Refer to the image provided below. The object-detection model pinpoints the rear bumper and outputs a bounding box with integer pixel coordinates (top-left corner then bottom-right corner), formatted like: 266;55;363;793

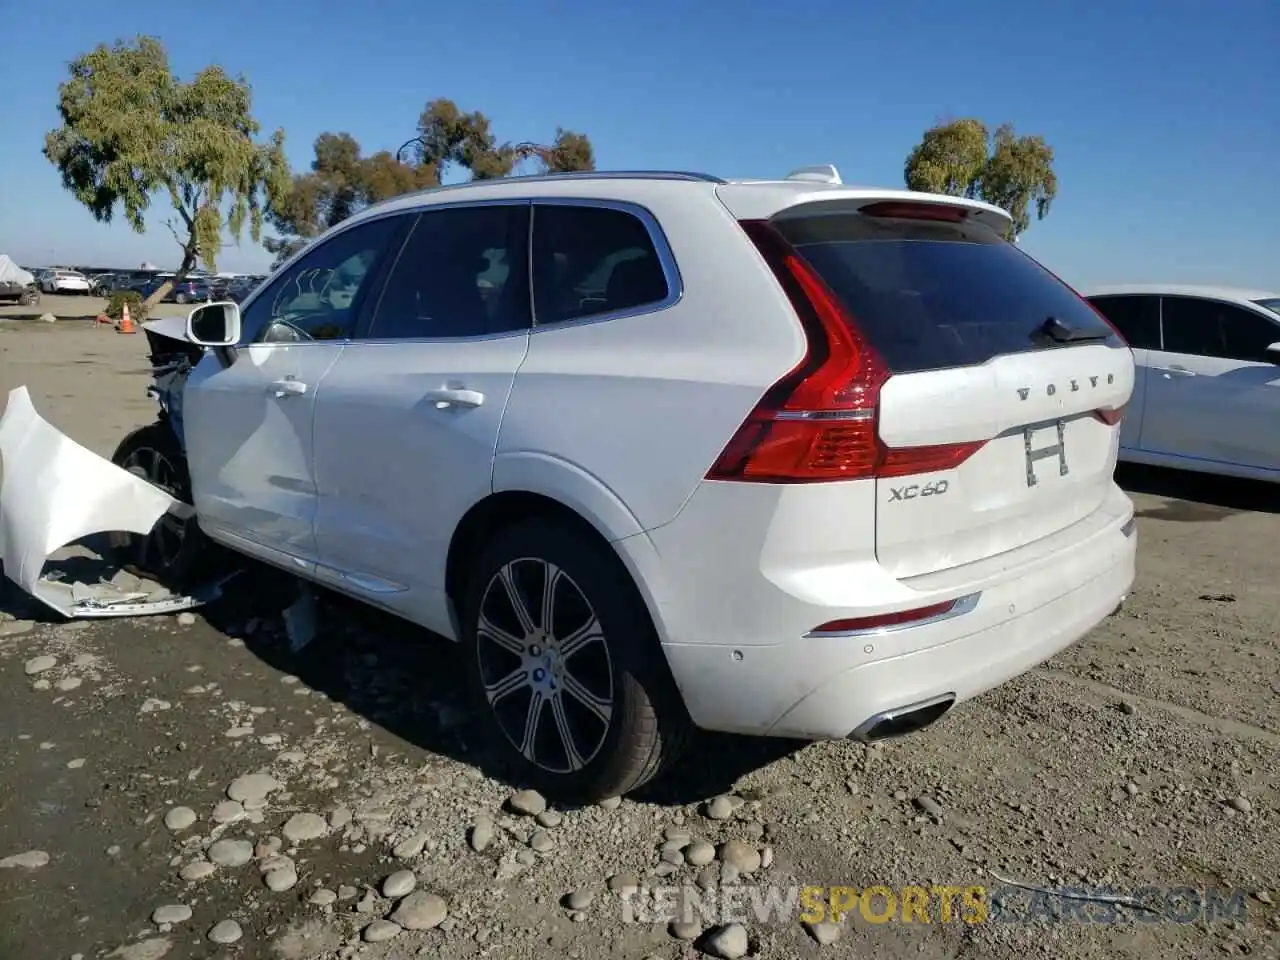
768;543;1132;739
637;480;1136;740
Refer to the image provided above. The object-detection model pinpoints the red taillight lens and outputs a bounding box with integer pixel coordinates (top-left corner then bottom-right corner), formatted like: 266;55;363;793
811;598;963;635
858;201;969;223
706;220;987;484
1094;406;1125;426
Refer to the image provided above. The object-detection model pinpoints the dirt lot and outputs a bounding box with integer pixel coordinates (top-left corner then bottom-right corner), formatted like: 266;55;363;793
1;319;1277;960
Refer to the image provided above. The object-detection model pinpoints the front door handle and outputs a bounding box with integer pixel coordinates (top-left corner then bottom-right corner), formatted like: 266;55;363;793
1153;365;1195;379
426;387;485;409
269;379;308;398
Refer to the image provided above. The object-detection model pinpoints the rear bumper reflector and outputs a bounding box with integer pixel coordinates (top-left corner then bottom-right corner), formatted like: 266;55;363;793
807;592;980;638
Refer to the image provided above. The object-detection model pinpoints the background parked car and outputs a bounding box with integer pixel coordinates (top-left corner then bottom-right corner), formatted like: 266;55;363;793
1087;284;1280;482
224;276;263;302
0;256;41;305
133;276;216;303
89;272;129;296
41;269;92;294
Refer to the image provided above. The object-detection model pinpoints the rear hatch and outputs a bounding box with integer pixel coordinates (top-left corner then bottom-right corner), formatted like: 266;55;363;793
762;197;1132;579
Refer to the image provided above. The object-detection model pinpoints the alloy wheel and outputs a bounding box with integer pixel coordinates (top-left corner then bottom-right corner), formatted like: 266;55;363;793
119;446;189;572
475;558;614;774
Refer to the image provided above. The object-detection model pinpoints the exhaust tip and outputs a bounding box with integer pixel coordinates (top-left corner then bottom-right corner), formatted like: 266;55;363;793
849;694;955;743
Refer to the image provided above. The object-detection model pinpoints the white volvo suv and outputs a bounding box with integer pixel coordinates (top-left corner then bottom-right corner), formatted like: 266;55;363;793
46;168;1143;799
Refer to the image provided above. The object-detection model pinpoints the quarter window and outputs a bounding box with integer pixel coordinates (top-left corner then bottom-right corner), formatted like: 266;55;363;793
242;215;402;344
531;204;669;326
367;204;531;339
1088;295;1160;350
1160;297;1280;362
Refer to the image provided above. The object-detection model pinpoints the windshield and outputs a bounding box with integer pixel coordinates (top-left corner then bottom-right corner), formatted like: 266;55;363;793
1253;298;1280;317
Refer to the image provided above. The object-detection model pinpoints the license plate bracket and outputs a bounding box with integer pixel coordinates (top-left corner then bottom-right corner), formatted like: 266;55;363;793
1024;420;1068;488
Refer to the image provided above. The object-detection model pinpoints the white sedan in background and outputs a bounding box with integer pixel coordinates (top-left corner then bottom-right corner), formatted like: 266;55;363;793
1086;284;1280;482
42;269;93;295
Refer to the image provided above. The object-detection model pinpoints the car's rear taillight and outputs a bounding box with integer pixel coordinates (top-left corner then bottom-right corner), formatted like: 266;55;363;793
1094;406;1125;426
705;220;986;484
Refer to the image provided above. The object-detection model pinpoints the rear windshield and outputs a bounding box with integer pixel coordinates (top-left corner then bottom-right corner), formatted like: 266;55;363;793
773;214;1119;374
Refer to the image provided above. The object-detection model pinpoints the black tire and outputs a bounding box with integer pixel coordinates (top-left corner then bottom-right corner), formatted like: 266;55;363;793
462;517;691;802
107;421;208;587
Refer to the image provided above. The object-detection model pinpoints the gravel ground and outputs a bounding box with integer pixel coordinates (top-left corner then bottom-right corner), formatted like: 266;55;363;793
1;320;1278;960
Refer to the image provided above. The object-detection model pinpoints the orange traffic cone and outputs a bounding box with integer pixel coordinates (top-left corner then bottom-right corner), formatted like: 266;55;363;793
116;302;136;334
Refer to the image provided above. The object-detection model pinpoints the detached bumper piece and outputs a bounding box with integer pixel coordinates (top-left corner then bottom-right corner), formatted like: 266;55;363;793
0;386;226;618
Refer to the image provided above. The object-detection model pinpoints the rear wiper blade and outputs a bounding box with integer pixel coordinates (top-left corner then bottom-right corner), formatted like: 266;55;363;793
1036;315;1110;344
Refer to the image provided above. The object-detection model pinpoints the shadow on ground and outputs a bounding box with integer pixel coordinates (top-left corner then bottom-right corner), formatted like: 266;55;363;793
1117;463;1279;520
0;313;101;323
198;563;803;808
2;538;801;804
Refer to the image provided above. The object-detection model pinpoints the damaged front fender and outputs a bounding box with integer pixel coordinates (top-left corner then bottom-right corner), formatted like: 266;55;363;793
0;386;224;618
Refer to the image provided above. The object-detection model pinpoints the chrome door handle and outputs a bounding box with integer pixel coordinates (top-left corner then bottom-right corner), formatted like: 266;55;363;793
426;387;485;409
269;379;308;398
1154;366;1194;378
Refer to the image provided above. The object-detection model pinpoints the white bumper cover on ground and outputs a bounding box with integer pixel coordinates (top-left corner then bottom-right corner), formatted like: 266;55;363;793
0;386;217;618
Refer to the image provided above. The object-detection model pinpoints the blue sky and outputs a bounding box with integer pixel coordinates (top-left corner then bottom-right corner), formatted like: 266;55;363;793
0;0;1275;288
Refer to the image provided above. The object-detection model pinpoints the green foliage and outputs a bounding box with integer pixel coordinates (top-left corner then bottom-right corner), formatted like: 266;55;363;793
106;288;143;320
904;118;1057;237
43;36;290;307
266;98;596;263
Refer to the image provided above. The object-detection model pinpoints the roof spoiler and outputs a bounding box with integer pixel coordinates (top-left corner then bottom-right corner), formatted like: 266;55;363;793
785;164;842;185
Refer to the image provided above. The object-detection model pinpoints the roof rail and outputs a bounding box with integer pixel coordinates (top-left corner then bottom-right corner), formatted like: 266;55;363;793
362;169;725;212
785;164;842;185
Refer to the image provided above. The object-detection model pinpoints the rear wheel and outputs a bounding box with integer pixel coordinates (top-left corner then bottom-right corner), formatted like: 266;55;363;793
462;517;690;802
108;422;207;587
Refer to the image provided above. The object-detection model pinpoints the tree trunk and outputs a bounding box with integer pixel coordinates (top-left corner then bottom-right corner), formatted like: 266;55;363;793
140;246;198;315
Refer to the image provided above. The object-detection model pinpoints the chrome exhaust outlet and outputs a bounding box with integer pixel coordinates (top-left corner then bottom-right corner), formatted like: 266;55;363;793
849;693;955;743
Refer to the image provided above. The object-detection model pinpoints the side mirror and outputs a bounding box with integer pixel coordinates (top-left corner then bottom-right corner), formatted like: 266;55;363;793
1264;342;1280;363
186;301;241;347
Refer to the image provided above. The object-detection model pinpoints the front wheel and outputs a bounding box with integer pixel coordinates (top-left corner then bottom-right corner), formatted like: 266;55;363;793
462;517;691;802
175;292;188;304
107;422;207;587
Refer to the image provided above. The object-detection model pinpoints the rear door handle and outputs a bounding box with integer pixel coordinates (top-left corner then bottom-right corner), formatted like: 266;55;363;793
426;387;485;409
1153;365;1195;378
269;379;308;398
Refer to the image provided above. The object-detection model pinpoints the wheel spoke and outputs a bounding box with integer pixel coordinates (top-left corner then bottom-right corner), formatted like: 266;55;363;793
484;667;531;705
558;615;603;659
477;612;527;656
549;692;585;771
561;671;611;725
498;564;537;635
540;562;562;632
518;689;547;757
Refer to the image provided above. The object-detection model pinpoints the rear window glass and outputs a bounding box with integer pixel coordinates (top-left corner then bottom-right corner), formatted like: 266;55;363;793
772;215;1118;373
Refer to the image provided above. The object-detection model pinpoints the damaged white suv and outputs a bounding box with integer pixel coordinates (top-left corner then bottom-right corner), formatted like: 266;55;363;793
0;167;1138;800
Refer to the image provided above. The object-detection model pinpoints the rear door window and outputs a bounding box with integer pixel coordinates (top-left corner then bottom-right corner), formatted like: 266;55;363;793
1161;296;1280;363
1088;294;1161;350
772;214;1119;373
531;204;671;326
